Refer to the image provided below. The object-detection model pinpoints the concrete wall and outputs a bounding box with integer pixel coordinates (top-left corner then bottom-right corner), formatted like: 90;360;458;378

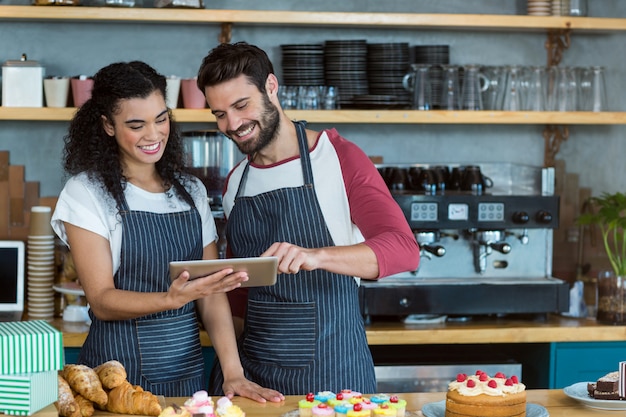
0;0;624;197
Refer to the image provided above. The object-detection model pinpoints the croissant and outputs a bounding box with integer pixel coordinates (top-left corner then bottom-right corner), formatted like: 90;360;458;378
55;374;81;417
62;364;108;408
74;393;95;417
105;380;162;416
94;360;127;389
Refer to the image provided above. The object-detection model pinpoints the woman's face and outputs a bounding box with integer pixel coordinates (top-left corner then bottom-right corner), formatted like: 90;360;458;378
102;90;170;172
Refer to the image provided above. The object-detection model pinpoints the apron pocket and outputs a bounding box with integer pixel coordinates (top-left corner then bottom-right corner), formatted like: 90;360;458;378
243;299;317;368
136;314;204;384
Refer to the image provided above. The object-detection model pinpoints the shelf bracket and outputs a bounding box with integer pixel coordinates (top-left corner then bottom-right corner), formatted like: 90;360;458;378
543;125;569;167
545;26;571;67
219;22;233;44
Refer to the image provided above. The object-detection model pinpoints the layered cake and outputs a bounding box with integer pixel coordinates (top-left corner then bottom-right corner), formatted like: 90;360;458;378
587;371;624;400
445;371;526;417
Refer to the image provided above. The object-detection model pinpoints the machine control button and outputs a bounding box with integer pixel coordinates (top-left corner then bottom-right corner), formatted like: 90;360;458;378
411;202;438;221
399;298;410;308
477;202;504;221
512;211;530;224
535;211;553;224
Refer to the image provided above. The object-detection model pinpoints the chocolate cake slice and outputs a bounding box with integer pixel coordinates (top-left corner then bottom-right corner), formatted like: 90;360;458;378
597;371;620;392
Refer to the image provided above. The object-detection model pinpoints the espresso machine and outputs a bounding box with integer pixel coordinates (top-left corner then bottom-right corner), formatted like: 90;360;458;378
359;162;569;321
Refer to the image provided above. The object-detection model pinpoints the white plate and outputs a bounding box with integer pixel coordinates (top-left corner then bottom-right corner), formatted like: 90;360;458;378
422;400;548;417
564;381;626;410
53;282;86;296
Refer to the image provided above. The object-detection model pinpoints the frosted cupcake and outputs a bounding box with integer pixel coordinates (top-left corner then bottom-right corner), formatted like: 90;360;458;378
372;404;396;417
338;390;362;401
369;394;390;405
385;396;406;417
312;403;334;417
334;402;352;417
300;393;321;417
315;391;336;404
356;399;378;417
184;391;215;416
346;403;369;417
216;397;245;417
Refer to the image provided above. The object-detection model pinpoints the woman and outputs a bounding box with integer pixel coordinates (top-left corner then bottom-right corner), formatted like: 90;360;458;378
51;61;283;402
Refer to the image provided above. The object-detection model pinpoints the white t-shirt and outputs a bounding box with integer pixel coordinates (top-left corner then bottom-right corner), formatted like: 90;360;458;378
52;172;218;275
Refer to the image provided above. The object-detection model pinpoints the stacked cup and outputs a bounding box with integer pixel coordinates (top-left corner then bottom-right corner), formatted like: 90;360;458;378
27;206;56;320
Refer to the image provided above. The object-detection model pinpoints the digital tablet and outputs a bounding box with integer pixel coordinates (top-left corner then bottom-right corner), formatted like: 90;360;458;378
169;257;278;287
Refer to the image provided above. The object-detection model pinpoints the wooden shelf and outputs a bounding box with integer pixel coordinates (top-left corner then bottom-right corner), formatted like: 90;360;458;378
1;5;626;31
2;107;626;125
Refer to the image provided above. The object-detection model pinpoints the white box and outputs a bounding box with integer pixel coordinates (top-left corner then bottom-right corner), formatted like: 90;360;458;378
2;56;44;107
0;370;58;416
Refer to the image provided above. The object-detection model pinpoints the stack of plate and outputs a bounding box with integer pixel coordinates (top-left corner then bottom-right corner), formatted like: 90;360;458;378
280;44;325;86
412;45;450;110
527;0;552;16
27;234;56;320
324;40;369;108
358;42;411;109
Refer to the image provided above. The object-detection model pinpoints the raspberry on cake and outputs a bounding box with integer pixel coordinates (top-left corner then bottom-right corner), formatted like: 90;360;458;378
312;403;335;417
445;370;526;417
385;396;406;417
346;403;370;417
372;403;396;417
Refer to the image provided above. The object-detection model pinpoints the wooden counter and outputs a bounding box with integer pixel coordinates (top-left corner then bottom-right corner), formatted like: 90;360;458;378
32;389;615;417
53;314;626;348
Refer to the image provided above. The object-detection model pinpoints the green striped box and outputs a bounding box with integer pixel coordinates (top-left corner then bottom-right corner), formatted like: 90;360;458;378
0;321;63;375
0;370;58;416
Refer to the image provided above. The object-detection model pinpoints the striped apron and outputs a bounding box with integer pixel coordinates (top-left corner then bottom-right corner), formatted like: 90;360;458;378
78;185;205;396
210;121;376;395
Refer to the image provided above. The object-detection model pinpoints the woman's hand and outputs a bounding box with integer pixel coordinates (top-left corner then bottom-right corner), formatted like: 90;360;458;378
221;375;285;403
168;268;249;309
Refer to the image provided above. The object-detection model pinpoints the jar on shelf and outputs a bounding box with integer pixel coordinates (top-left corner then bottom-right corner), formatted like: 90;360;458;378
596;270;626;324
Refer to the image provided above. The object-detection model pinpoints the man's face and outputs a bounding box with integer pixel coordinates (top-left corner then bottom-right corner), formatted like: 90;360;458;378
204;75;280;155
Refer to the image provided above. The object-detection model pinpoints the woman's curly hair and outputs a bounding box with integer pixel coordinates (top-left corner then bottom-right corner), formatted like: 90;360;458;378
63;61;192;210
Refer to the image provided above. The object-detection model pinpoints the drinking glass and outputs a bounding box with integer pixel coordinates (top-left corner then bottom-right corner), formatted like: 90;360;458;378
461;65;484;111
525;66;548;111
587;66;608;112
440;65;461;110
501;65;523;111
550;66;577;111
481;66;506;110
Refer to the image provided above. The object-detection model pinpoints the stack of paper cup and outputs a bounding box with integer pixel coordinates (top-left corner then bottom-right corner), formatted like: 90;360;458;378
27;206;56;320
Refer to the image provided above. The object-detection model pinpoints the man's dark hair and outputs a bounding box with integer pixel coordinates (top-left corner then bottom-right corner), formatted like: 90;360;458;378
197;42;275;94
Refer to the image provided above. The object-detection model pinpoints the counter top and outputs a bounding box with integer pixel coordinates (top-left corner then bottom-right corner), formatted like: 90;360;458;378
52;314;626;348
32;389;614;417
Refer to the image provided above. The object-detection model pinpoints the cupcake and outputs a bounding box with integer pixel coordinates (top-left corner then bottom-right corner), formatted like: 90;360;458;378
386;396;406;417
215;397;245;417
338;390;362;401
372;404;396;417
356;399;378;417
369;394;390;405
300;393;321;417
184;391;215;416
334;402;352;417
312;403;335;417
315;391;336;404
346;403;369;417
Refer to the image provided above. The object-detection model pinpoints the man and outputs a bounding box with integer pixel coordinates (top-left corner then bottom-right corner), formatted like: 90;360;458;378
197;42;420;395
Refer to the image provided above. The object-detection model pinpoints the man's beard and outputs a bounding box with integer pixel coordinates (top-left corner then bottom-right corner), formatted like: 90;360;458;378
229;95;280;156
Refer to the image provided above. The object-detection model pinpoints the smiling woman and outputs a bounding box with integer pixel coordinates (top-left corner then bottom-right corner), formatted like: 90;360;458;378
48;61;283;402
